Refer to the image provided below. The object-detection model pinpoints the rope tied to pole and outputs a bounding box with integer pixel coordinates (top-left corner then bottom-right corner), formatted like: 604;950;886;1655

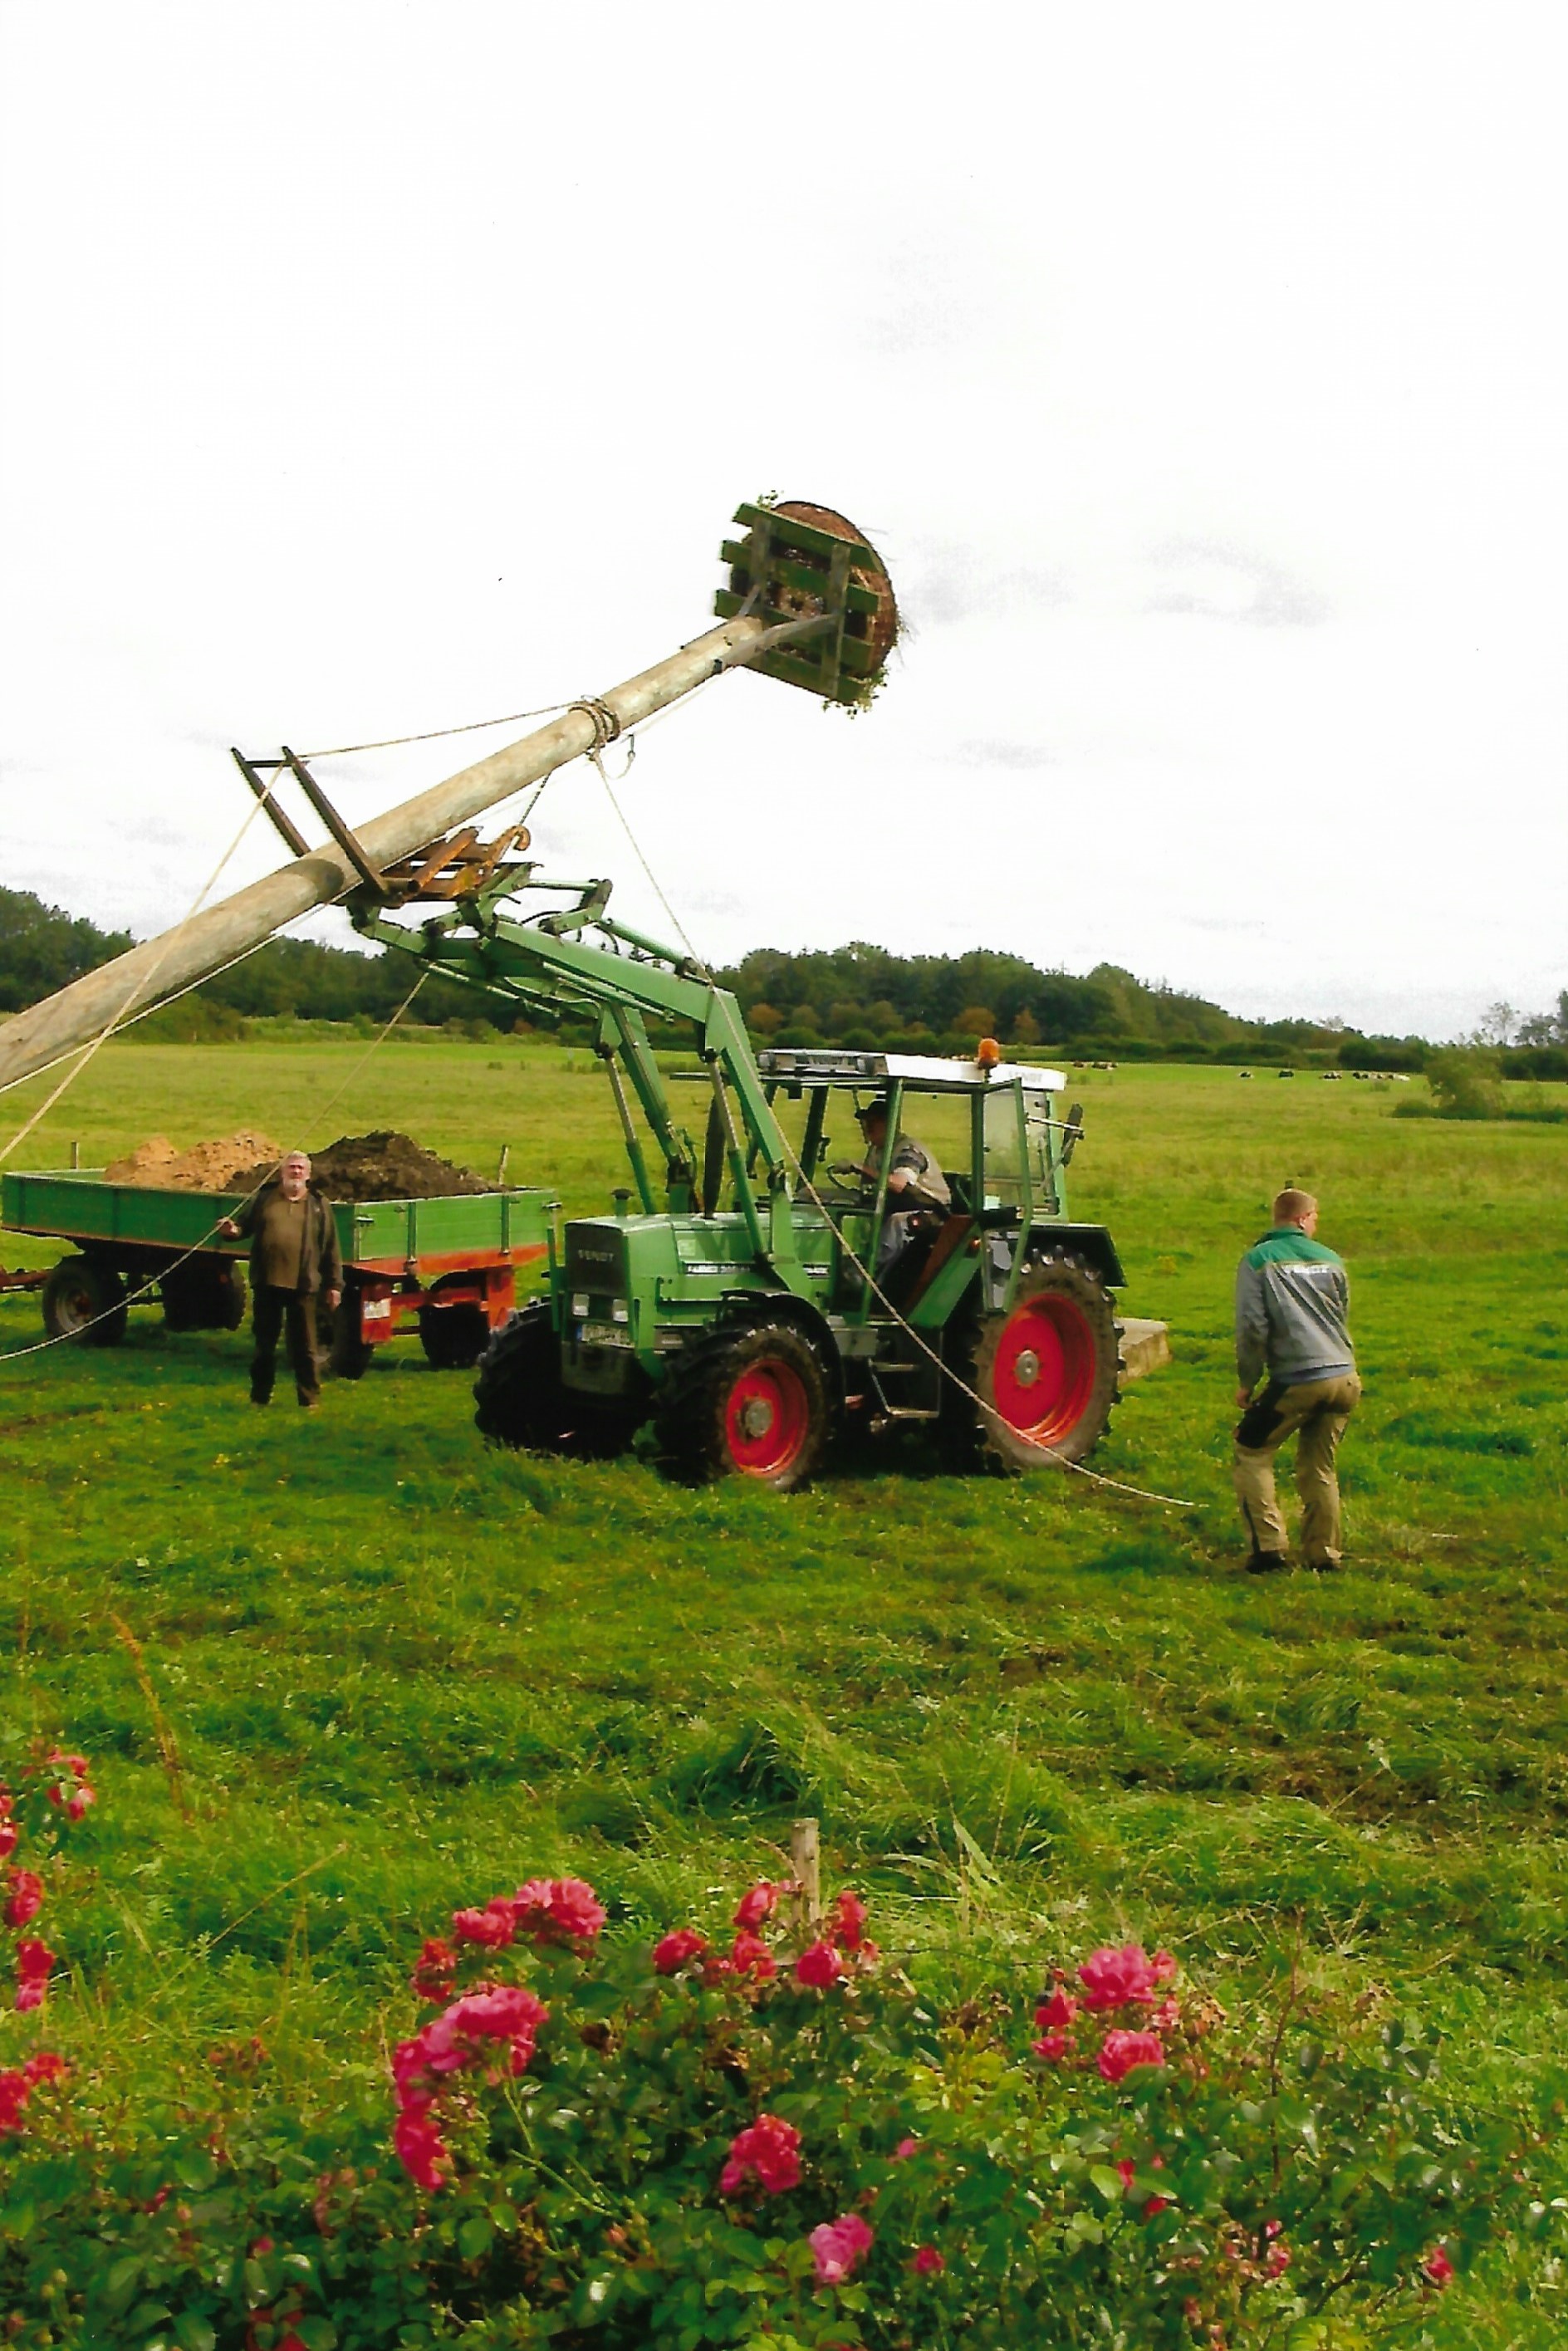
567;697;623;752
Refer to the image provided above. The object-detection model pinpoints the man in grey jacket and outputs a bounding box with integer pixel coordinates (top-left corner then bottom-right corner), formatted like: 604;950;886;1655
1233;1187;1360;1573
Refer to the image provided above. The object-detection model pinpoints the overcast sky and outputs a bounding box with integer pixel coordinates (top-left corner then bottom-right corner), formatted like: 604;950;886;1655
2;2;1563;1039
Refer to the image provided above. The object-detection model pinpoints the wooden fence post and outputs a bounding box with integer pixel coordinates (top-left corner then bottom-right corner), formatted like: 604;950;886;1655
791;1817;822;1937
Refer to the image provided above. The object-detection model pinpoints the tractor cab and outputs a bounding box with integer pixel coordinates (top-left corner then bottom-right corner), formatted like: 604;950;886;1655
754;1046;1086;1318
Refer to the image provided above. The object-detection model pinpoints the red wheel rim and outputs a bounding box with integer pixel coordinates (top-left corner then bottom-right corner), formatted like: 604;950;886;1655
991;1295;1096;1447
724;1356;811;1477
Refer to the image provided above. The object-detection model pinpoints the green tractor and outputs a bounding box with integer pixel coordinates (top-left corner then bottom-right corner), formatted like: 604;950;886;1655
355;869;1127;1491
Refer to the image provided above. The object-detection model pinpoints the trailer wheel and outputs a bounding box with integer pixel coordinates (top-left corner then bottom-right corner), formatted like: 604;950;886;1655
329;1284;375;1380
162;1258;247;1333
942;1252;1120;1475
655;1320;831;1492
419;1280;489;1369
42;1255;128;1348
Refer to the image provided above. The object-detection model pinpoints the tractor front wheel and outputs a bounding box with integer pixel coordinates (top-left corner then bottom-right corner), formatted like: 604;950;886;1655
473;1301;635;1455
656;1321;831;1491
943;1253;1120;1474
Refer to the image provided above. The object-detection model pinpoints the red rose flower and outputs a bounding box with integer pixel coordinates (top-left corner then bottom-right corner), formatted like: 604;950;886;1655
1031;2030;1072;2061
652;1927;707;1975
1097;2028;1164;2083
1423;2246;1455;2288
720;2113;802;2197
729;1929;777;1980
733;1879;782;1931
394;2099;449;2192
833;1890;868;1949
912;2245;945;2275
3;1869;43;1928
1035;1986;1078;2031
14;1938;53;2011
795;1938;845;1988
410;1937;457;2003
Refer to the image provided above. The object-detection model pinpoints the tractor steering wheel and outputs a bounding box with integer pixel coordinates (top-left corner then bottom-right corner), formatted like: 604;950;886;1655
826;1160;873;1188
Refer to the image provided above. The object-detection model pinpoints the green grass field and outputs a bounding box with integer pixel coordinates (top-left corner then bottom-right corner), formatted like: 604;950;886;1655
2;1040;1566;2341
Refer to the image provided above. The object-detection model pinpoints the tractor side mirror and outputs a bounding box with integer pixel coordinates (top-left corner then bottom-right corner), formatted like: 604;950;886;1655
1060;1101;1085;1164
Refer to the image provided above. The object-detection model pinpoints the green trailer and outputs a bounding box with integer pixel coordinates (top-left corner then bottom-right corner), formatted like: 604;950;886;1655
0;1168;555;1374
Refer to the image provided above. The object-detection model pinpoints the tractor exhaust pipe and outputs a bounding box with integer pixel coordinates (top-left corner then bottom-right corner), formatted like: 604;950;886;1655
0;502;895;1096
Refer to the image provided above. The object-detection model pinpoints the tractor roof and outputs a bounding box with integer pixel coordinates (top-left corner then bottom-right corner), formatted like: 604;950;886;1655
756;1047;1065;1094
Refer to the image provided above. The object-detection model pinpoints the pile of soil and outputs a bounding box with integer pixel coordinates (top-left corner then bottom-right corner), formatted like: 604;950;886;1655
231;1131;491;1203
105;1130;282;1189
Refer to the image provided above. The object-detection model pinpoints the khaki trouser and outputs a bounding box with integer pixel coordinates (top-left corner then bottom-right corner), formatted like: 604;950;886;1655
1233;1373;1361;1565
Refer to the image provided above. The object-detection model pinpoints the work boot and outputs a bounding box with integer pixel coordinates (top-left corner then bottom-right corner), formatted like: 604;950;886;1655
1304;1555;1342;1573
1244;1550;1290;1575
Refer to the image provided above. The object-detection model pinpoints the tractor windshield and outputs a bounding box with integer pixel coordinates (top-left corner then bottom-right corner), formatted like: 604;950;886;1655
982;1085;1057;1213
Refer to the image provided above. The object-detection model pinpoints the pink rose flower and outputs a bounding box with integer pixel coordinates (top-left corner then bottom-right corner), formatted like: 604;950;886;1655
912;2245;944;2275
3;1869;43;1928
512;1876;606;1945
1079;1944;1164;2011
720;2113;802;2197
734;1879;782;1931
1097;2028;1164;2083
892;2136;919;2160
652;1927;707;1975
1031;2031;1071;2062
834;1890;868;1949
394;2099;449;2192
796;1938;845;1988
1423;2246;1455;2288
452;1900;517;1949
0;1820;16;1862
1035;1986;1078;2030
810;2212;875;2285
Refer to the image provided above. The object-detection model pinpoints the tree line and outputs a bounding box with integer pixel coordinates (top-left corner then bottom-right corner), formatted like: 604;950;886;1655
3;887;1565;1075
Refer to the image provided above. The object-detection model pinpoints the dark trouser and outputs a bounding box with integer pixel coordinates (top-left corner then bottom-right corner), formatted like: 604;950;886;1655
251;1285;321;1405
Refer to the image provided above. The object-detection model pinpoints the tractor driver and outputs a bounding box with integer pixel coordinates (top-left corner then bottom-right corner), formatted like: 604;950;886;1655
854;1096;951;1277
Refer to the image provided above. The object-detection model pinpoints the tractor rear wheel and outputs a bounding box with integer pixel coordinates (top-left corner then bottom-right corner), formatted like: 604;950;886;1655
942;1252;1120;1475
655;1320;831;1491
42;1255;127;1347
473;1301;635;1455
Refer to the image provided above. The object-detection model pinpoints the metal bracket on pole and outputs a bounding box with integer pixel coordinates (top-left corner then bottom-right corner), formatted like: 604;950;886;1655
279;747;385;894
231;748;311;860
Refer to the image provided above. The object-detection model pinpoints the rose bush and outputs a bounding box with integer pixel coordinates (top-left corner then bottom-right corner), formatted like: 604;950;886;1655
1;1792;1562;2348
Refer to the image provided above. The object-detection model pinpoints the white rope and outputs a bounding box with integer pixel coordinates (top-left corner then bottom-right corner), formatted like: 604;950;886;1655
299;703;572;761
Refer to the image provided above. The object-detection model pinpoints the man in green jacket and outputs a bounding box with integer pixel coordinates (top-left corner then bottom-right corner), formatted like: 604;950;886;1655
218;1151;344;1408
1233;1188;1360;1573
